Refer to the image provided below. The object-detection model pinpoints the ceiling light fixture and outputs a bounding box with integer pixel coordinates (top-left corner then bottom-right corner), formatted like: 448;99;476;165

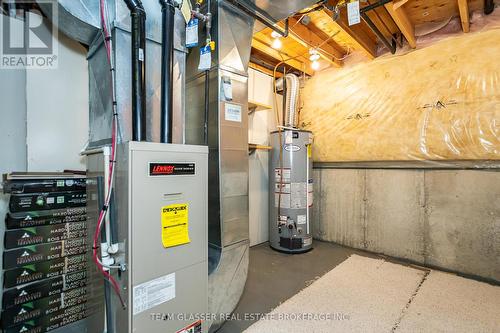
309;48;320;62
309;53;320;61
270;31;283;49
311;60;320;71
271;38;282;49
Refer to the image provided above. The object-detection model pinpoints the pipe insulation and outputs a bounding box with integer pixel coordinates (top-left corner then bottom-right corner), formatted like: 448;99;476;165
277;74;300;128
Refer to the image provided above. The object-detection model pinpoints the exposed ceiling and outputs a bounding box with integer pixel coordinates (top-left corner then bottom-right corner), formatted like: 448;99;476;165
249;0;499;76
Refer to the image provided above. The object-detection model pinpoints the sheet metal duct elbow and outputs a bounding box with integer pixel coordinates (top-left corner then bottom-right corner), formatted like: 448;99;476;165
35;0;101;46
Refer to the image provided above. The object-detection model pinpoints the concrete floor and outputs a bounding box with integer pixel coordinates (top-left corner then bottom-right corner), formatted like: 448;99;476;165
217;240;373;333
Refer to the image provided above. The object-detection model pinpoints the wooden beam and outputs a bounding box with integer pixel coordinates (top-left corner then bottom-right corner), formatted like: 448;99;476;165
251;38;313;76
393;0;410;10
457;0;470;33
363;2;394;40
322;8;377;59
278;18;344;67
385;1;416;48
306;23;347;55
249;62;282;78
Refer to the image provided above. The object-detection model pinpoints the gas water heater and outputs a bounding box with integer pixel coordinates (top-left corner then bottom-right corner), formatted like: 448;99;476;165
269;74;314;253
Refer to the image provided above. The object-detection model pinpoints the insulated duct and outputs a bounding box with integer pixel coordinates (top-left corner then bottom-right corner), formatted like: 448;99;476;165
276;74;300;128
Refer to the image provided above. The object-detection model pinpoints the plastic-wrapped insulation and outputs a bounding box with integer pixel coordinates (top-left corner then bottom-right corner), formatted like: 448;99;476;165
276;74;300;128
301;27;500;163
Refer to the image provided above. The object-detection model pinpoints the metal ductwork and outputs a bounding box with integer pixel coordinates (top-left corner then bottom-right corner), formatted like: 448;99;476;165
49;0;188;146
250;0;319;33
36;1;320;331
185;1;317;330
36;0;101;45
186;3;254;329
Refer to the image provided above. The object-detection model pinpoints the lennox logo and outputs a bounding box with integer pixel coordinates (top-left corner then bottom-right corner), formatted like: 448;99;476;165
1;1;58;69
152;165;175;175
149;163;196;176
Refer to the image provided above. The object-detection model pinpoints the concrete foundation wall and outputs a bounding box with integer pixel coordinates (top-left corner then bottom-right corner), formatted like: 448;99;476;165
312;168;500;282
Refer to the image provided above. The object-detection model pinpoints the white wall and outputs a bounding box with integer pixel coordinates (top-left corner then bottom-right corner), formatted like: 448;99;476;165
0;16;88;294
247;68;281;246
0;17;27;176
0;15;28;284
26;21;89;171
0;14;89;278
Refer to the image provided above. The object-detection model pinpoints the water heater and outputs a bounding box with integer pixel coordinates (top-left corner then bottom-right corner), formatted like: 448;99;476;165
269;129;313;253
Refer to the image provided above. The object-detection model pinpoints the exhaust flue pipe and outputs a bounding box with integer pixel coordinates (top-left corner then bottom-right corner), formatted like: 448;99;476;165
484;0;494;14
159;0;175;143
276;74;300;128
123;0;147;141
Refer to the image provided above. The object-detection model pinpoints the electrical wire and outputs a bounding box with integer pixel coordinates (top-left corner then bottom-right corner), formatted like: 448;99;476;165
93;0;126;309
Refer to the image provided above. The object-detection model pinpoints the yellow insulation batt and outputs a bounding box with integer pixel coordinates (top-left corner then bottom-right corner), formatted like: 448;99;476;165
301;29;500;162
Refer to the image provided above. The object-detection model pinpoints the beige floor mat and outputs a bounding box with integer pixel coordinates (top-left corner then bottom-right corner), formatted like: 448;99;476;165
244;255;500;333
244;255;426;333
396;271;500;332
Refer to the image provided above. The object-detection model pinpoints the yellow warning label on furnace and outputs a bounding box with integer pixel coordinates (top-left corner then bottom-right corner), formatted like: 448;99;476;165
161;203;190;248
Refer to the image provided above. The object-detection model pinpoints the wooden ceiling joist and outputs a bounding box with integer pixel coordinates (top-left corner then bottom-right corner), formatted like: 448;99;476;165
249;48;289;77
457;0;471;33
393;0;411;10
364;0;400;39
250;0;484;75
251;37;314;76
321;8;378;59
279;18;344;68
249;62;281;77
305;23;346;55
385;1;416;48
